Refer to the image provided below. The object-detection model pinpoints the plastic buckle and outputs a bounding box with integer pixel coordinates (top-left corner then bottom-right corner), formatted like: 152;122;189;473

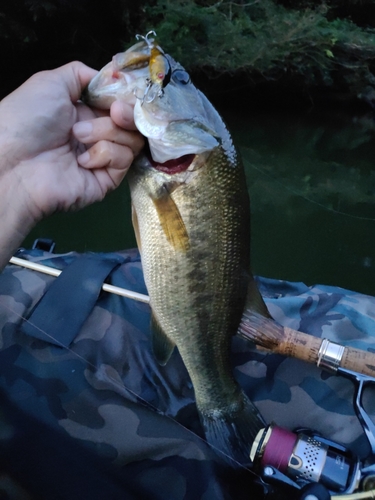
31;238;56;253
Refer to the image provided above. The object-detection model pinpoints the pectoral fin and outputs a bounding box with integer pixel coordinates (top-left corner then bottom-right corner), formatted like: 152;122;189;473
152;186;190;253
151;313;175;366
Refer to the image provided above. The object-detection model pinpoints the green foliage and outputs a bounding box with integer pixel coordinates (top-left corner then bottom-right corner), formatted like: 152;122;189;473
1;0;375;100
142;0;375;92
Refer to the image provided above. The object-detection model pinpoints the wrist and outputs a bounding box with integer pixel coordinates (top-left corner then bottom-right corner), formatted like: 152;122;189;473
0;170;38;270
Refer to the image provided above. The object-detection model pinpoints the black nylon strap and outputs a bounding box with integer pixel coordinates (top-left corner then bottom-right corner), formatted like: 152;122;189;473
21;253;126;347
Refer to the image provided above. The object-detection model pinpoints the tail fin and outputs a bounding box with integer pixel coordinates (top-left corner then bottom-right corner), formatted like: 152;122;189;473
199;394;265;467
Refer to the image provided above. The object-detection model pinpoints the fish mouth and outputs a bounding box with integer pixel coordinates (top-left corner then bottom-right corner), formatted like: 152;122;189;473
147;152;195;174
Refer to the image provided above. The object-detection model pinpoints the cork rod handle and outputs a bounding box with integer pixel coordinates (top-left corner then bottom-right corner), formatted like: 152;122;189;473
238;311;375;378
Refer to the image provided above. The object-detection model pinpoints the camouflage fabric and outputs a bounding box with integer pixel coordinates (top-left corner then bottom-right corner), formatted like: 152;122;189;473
0;247;374;498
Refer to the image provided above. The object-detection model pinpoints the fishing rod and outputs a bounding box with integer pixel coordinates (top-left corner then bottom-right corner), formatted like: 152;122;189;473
9;255;375;377
239;309;375;378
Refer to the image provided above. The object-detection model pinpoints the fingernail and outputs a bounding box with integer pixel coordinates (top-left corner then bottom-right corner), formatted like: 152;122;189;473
73;121;93;139
78;151;90;166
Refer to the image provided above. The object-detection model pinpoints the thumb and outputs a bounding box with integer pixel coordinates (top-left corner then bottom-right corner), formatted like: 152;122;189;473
55;61;98;103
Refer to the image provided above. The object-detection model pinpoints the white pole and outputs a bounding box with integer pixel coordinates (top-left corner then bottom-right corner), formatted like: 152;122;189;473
9;256;150;304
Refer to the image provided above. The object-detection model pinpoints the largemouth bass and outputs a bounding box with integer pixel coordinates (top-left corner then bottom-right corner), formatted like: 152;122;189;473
84;33;269;464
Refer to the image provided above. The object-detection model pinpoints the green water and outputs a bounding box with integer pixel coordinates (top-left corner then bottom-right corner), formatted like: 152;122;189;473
23;107;375;296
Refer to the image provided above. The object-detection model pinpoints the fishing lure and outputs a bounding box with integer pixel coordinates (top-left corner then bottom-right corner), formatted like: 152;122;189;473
135;31;171;104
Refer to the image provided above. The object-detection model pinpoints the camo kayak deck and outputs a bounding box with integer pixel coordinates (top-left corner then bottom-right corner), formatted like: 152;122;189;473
0;248;373;498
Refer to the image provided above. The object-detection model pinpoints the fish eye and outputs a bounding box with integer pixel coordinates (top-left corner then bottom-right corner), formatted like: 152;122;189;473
172;69;191;85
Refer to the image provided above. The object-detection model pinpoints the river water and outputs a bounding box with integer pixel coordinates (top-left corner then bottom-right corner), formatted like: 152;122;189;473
23;106;375;297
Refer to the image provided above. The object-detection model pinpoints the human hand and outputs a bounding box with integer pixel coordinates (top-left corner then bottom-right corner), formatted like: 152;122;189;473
0;61;144;269
0;61;144;220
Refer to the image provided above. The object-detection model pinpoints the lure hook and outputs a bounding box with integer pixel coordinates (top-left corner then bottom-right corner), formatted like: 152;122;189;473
135;31;157;48
133;80;164;106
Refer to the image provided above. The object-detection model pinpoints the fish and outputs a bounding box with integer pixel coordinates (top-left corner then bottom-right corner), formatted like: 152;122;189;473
83;32;270;465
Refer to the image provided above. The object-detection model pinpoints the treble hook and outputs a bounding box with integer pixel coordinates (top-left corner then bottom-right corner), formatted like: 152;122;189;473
135;31;157;48
133;79;164;106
